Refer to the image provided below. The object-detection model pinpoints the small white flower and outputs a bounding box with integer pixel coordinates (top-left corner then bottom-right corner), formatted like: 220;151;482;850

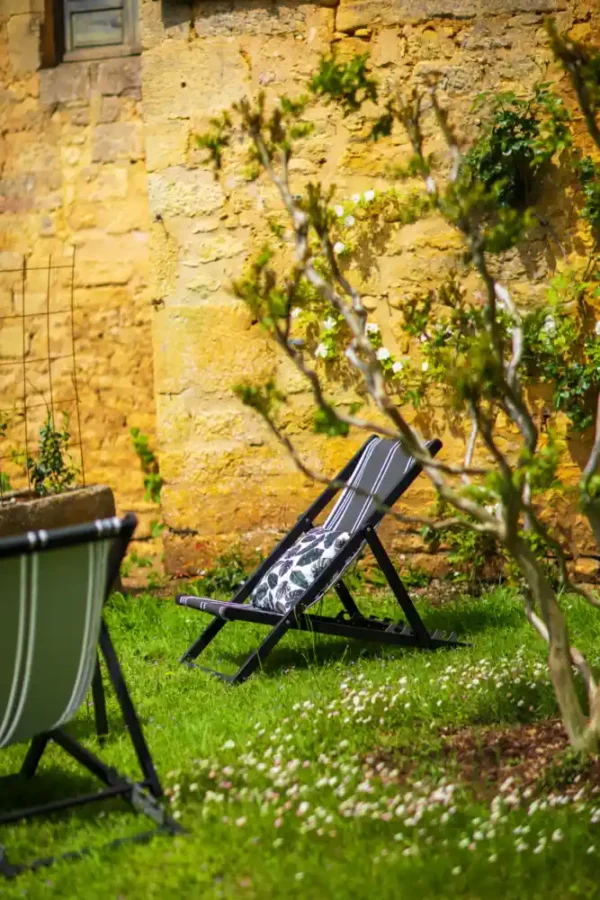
334;205;344;218
420;333;429;343
291;307;301;319
392;360;404;374
222;739;235;750
323;316;336;331
551;828;564;842
344;215;356;228
364;189;376;202
365;322;379;335
421;361;429;372
425;175;436;194
352;193;361;203
595;321;600;336
542;315;556;337
297;801;310;816
376;347;391;361
334;241;346;255
315;342;328;359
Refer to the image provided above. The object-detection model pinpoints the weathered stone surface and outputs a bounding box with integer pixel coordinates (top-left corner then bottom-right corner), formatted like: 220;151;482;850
7;13;40;75
39;63;91;105
91;122;145;162
147;167;225;218
337;0;568;31
96;57;142;97
0;485;116;537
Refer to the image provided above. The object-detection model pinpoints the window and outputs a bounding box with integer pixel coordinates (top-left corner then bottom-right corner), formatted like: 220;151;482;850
42;0;139;64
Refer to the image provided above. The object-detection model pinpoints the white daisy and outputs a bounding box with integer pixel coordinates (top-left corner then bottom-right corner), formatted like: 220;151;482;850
365;322;379;334
392;360;403;373
315;342;328;359
334;205;344;218
376;347;391;361
323;316;336;331
364;189;376;202
352;193;361;203
422;361;429;372
333;241;345;255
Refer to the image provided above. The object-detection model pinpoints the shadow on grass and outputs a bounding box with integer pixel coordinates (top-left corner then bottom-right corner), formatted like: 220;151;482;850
0;766;120;820
207;598;522;677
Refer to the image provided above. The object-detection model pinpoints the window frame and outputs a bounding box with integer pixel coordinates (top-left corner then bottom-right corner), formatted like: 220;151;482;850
44;0;140;66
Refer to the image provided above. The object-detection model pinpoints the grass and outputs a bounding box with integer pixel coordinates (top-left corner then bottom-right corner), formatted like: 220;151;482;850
2;585;600;899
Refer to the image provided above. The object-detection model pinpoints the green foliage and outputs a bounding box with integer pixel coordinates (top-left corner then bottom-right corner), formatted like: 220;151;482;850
0;414;10;495
191;548;255;598
195;111;232;170
130;428;163;504
522;271;600;431
576;156;600;230
400;562;432;589
23;412;79;497
309;53;378;114
234;381;285;419
465;83;571;210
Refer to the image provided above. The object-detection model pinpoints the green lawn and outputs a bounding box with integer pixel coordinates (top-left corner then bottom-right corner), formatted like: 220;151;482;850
2;586;600;899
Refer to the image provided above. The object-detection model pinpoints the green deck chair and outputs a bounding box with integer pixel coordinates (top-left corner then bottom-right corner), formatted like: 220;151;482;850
0;514;180;878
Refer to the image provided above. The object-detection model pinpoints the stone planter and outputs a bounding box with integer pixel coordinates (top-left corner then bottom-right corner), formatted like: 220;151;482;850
0;484;118;538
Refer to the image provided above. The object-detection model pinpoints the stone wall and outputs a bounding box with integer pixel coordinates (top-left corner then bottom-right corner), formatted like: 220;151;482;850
141;0;599;576
0;2;157;533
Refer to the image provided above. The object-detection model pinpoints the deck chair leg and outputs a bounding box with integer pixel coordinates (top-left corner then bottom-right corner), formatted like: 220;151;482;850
365;527;431;647
230;617;291;686
20;736;49;779
179;617;227;665
335;580;361;618
92;655;109;742
98;620;162;798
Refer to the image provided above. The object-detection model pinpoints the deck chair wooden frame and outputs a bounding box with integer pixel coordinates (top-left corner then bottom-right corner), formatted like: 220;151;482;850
0;514;181;879
177;437;466;685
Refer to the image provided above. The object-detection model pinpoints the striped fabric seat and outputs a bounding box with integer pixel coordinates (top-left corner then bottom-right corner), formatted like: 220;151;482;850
176;434;465;686
0;514;179;879
0;526;115;749
324;438;437;534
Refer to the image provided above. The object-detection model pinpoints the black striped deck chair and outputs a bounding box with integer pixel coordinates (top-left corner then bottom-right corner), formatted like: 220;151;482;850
0;514;180;879
177;436;465;685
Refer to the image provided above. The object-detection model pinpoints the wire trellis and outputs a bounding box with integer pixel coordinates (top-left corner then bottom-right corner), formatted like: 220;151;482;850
0;252;86;503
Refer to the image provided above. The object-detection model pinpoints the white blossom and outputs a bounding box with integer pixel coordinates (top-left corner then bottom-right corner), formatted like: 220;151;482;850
323;317;336;331
392;360;404;374
595;321;600;336
365;322;379;335
315;342;328;359
420;333;429;343
352;193;361;203
222;739;235;750
542;315;556;337
376;347;391;361
291;307;301;319
334;241;346;255
334;205;344;218
421;361;429;372
364;189;376;202
344;215;356;228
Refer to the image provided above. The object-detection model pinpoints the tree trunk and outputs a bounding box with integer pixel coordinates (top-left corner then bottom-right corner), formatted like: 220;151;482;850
511;537;596;753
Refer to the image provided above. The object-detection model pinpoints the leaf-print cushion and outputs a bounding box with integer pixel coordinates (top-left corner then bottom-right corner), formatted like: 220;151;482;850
250;527;351;614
